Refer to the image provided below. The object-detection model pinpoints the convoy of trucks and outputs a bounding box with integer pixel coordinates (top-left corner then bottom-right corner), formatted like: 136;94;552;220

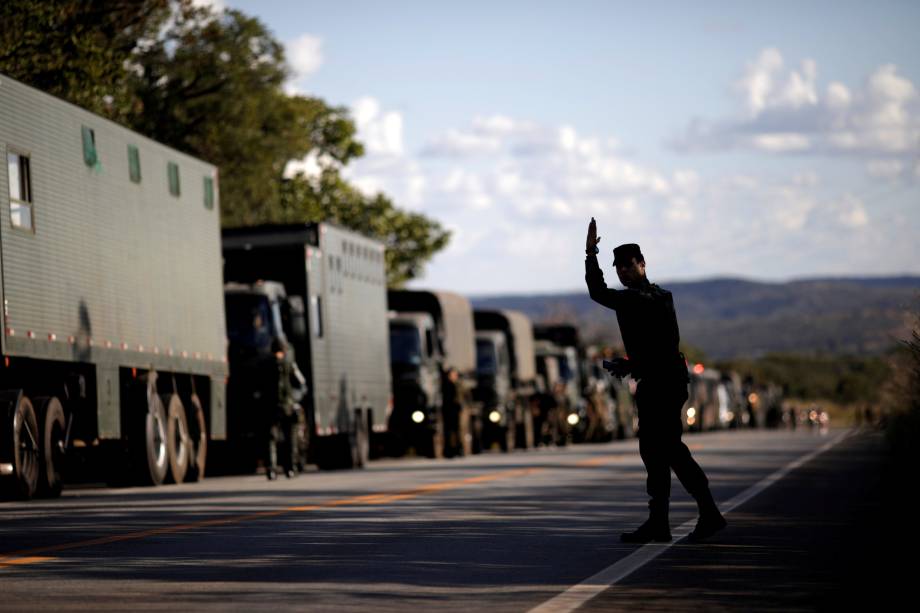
0;72;784;500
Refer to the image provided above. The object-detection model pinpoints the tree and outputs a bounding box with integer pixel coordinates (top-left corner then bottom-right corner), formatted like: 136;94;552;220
123;6;366;226
0;0;449;285
280;171;450;287
0;0;172;120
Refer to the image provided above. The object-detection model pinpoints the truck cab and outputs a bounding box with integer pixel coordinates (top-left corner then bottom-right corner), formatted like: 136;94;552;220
388;312;443;456
223;281;307;470
474;331;512;429
472;309;536;452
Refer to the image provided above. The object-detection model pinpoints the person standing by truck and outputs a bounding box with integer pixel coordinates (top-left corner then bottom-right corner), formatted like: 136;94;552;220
584;217;726;543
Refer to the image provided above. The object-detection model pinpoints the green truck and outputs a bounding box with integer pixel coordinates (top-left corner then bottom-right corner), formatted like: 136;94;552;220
0;74;227;498
386;290;478;458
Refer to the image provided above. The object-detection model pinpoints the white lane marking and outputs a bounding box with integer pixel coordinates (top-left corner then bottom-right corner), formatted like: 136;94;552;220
528;430;854;613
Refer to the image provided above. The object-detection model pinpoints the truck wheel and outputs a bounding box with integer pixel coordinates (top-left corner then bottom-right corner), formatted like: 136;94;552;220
34;397;65;498
184;394;207;482
131;382;169;486
163;394;190;484
1;394;40;500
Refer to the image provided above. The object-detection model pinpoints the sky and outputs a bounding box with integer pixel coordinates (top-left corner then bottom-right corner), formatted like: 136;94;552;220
212;0;919;295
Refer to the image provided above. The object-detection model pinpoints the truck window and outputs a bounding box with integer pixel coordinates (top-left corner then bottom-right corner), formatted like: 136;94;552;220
499;343;510;371
425;328;435;358
81;126;97;167
128;145;141;183
558;355;573;381
203;176;214;209
167;162;180;197
476;339;498;375
390;324;422;366
225;294;274;352
7;151;33;231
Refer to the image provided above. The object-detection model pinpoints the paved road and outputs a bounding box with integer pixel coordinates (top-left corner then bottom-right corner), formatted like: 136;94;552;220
0;428;896;611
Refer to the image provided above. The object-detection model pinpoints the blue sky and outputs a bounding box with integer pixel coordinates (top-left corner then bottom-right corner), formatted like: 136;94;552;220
216;0;920;294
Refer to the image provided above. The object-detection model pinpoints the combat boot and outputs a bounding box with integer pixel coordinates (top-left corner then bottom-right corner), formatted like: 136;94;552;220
621;499;671;543
687;489;727;542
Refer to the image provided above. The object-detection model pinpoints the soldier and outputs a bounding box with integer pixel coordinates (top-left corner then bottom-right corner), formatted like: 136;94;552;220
585;217;726;543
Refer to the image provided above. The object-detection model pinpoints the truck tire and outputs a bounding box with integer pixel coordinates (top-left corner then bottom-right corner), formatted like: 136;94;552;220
163;393;190;484
1;394;40;500
34;396;65;498
184;394;207;482
131;381;169;486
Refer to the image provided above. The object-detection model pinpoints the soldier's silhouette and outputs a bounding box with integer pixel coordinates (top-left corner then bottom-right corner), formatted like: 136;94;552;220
584;217;726;543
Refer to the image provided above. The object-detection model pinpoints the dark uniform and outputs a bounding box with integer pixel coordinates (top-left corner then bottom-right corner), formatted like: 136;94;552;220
585;246;724;542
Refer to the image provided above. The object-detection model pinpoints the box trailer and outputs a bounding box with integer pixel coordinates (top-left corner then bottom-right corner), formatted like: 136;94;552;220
0;74;227;498
222;223;390;469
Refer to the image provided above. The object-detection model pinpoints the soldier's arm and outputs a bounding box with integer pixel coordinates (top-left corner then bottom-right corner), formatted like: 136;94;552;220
585;254;620;309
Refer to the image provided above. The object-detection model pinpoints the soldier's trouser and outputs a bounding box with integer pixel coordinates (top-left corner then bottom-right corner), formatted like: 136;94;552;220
636;381;710;505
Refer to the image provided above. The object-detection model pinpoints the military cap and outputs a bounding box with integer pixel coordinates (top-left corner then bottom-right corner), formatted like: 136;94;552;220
613;243;644;265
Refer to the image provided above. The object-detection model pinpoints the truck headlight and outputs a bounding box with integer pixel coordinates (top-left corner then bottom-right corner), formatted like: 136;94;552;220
411;410;425;424
687;407;696;419
567;413;580;426
488;410;501;423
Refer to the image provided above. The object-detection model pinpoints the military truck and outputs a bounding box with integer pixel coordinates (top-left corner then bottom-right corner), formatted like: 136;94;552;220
222;223;390;470
222;280;308;477
473;309;536;451
683;365;734;432
387;290;477;458
0;74;227;498
533;324;593;442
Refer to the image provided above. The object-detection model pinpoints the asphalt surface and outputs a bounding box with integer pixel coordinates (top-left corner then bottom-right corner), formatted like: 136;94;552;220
0;427;898;611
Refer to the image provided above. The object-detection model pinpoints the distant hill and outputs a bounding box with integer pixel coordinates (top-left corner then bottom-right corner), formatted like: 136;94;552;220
471;276;920;359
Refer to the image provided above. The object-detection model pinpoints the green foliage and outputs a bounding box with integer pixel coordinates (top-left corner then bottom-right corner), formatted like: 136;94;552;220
0;0;172;120
121;6;365;227
0;0;448;285
715;352;891;405
280;171;450;287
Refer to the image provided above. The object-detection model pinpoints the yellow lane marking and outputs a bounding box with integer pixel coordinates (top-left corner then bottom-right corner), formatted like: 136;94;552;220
574;455;636;467
0;556;55;569
0;466;544;569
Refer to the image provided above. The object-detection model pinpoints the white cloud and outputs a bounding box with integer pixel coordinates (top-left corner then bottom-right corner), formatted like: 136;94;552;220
866;159;904;181
751;133;811;153
423;129;502;156
191;0;226;12
831;194;869;228
351;97;404;156
283;151;322;179
284;34;323;93
674;50;920;159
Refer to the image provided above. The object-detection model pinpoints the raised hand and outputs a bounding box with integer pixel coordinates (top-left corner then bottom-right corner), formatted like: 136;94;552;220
586;217;601;253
